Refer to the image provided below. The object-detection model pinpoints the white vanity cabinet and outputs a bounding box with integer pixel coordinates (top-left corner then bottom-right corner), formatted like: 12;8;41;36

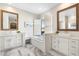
16;34;22;46
52;37;69;55
52;35;79;56
0;33;22;51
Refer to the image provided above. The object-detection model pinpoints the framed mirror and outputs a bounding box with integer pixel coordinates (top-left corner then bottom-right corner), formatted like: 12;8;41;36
57;4;78;31
1;10;18;30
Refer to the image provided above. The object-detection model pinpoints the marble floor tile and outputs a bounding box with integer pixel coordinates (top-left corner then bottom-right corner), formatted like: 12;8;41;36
0;44;52;56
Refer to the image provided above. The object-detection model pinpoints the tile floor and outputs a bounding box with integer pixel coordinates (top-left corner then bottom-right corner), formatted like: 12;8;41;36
0;44;52;56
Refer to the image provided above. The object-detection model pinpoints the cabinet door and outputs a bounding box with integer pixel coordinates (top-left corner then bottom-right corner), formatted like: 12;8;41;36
10;36;17;48
58;38;69;55
52;37;59;51
0;37;4;51
4;37;12;49
4;36;17;49
16;34;22;46
45;34;52;52
16;38;22;46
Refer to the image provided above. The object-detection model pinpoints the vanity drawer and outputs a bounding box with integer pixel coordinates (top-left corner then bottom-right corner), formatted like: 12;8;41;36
69;39;79;56
69;45;78;51
69;45;78;49
69;39;78;45
69;46;79;55
69;52;78;56
69;49;79;56
69;39;79;48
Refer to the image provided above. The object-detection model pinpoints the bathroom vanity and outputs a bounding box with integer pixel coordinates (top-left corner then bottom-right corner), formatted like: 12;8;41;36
51;3;79;56
0;32;22;51
0;10;22;51
52;33;79;56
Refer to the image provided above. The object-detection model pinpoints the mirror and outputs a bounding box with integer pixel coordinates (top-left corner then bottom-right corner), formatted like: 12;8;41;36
57;4;78;31
1;10;18;30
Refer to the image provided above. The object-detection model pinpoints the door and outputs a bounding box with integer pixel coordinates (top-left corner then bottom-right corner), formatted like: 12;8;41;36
52;37;59;51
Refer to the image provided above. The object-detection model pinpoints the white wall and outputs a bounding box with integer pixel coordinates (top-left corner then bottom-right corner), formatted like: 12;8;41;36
0;3;35;37
41;13;53;33
41;3;76;33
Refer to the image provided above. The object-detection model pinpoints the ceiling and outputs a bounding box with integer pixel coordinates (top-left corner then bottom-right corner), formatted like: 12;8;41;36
8;3;60;14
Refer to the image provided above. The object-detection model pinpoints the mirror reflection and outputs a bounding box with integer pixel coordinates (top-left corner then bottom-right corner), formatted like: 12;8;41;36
2;10;18;30
59;7;76;30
